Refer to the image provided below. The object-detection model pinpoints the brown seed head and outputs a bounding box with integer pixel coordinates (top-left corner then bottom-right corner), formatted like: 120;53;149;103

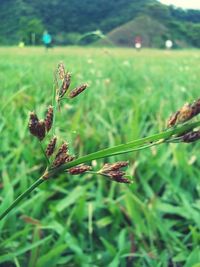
167;111;180;128
59;72;71;98
58;62;65;80
46;136;57;157
191;98;200;117
108;171;132;184
65;155;75;163
68;165;91;175
28;112;39;137
113;177;132;184
55;142;68;159
182;131;200;143
53;153;69;167
109;171;125;179
36;120;46;141
69;83;88;98
45;105;53;132
167;98;200;128
176;103;193;124
101;161;129;173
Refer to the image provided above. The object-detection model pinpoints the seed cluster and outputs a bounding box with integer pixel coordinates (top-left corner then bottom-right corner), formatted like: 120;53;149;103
99;161;132;184
45;106;54;132
46;137;57;157
167;98;200;128
52;142;75;168
69;84;88;98
56;62;88;103
28;63;132;185
68;165;91;175
167;97;200;144
29;108;53;141
181;130;200;143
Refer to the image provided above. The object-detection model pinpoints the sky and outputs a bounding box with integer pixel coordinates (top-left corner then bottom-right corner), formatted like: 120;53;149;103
159;0;200;10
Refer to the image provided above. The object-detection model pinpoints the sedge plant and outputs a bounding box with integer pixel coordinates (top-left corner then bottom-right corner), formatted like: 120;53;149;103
1;62;200;221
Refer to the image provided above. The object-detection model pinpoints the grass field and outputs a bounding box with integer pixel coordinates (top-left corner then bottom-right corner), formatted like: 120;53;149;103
0;47;200;267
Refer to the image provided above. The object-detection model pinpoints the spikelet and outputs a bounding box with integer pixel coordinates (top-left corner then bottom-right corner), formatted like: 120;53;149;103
58;62;65;80
46;136;57;157
182;131;200;143
191;98;200;117
44;106;53;132
69;84;88;98
28;112;46;140
59;72;71;98
28;112;39;137
98;161;131;184
65;155;75;163
112;177;132;184
108;171;132;184
55;142;68;159
68;165;91;175
167;98;200;128
53;153;68;167
36;120;46;141
167;111;180;128
52;142;69;167
176;103;193;124
100;161;129;173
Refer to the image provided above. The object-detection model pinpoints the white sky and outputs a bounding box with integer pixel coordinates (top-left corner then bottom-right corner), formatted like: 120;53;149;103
159;0;200;9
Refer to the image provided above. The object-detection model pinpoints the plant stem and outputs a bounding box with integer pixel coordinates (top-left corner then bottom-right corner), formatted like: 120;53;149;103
39;141;50;165
50;120;200;176
1;120;200;221
0;177;45;221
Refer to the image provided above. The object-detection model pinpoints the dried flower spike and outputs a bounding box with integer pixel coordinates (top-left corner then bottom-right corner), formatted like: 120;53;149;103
68;165;91;175
46;136;57;157
69;83;88;98
53;154;69;167
108;171;132;184
190;98;200;120
28;113;46;141
176;103;193;124
167;111;180;128
59;72;71;98
45;105;53;132
113;177;132;184
58;62;65;80
55;142;68;159
29;112;39;137
100;161;129;173
36;120;46;141
182;130;200;143
65;155;75;163
167;98;200;128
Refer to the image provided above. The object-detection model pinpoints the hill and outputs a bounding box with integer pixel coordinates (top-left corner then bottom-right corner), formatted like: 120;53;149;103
0;0;200;47
104;15;169;48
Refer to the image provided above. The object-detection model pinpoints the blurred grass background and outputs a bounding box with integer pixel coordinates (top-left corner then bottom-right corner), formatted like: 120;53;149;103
0;47;200;267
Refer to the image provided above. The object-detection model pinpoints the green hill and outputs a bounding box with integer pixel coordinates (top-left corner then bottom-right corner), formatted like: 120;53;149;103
104;15;169;48
0;0;200;47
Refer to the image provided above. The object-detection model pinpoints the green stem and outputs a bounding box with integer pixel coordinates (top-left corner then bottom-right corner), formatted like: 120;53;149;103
39;141;50;165
0;177;45;221
49;120;200;176
1;120;200;221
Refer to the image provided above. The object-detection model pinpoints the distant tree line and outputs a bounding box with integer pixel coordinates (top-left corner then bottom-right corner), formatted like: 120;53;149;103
0;0;200;47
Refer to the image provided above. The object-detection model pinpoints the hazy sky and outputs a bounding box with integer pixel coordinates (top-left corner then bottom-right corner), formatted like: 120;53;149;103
159;0;200;9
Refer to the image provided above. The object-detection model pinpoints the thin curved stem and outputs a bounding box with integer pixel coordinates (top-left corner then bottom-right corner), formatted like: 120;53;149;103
0;177;45;221
49;120;200;176
1;120;200;221
39;141;50;165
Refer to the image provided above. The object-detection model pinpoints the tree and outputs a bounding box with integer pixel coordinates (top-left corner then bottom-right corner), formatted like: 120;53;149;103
18;17;44;45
